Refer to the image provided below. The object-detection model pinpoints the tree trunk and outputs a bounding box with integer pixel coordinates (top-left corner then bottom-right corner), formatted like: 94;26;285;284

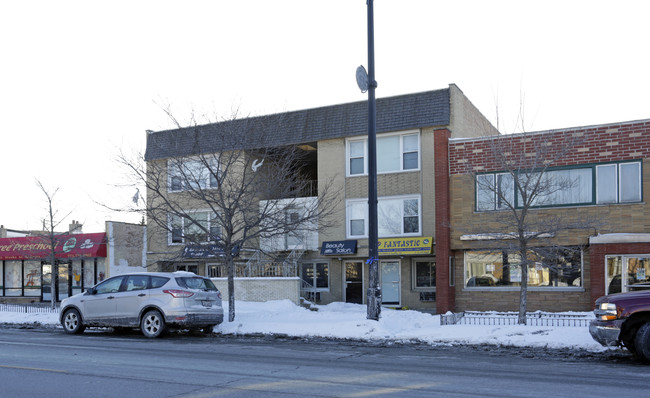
518;252;528;325
227;256;235;322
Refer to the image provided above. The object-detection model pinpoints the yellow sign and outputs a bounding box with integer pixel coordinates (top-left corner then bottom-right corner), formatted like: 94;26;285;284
378;237;433;256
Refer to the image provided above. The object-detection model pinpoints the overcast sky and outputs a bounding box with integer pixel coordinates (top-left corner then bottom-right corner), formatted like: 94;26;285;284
1;0;649;233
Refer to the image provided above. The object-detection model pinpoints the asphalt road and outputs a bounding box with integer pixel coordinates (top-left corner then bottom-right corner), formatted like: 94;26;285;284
0;326;647;398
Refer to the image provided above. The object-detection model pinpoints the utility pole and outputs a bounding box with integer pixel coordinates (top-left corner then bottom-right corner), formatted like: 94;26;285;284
365;0;380;321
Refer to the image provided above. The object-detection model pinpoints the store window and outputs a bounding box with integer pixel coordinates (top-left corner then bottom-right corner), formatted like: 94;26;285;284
5;260;21;296
301;262;329;291
412;259;436;291
464;248;582;288
24;261;41;297
606;255;650;294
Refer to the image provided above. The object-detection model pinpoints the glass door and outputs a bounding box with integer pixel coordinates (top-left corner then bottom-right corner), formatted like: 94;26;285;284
42;263;52;302
380;260;400;305
58;262;70;300
344;261;363;304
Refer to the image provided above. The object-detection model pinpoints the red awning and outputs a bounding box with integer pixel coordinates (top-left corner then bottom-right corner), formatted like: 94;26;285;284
0;233;107;261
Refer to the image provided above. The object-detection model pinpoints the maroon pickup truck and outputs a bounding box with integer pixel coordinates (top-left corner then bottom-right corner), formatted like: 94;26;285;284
590;290;650;361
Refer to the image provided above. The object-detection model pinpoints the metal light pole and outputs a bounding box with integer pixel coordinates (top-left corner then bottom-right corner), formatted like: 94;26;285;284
362;0;381;321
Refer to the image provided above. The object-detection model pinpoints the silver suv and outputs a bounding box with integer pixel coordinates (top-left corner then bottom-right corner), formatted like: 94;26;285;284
59;272;224;338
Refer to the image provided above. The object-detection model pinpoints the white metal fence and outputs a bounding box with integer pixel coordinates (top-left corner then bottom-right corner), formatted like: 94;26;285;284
0;303;59;314
440;311;593;327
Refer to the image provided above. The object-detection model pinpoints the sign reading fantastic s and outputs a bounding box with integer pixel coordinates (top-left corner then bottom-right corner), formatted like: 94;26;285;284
378;237;433;256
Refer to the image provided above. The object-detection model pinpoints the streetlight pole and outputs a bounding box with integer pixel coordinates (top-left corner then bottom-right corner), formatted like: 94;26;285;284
365;0;380;321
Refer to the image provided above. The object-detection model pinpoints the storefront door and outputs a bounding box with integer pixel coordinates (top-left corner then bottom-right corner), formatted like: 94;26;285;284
41;262;71;302
381;260;400;306
606;255;650;294
344;261;363;304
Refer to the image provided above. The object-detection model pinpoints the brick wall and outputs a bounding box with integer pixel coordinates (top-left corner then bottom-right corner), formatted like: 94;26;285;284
449;120;650;174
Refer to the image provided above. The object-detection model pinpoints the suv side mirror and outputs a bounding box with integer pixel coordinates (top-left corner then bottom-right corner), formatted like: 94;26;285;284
86;288;97;295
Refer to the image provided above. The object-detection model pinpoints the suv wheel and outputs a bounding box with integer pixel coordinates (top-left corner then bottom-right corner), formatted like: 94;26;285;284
141;310;166;338
634;322;650;362
62;309;85;334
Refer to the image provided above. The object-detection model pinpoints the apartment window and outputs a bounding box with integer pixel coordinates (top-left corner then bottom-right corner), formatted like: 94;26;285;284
168;157;219;192
169;211;221;244
348;140;366;175
476;161;642;211
346;131;420;176
412;259;436;290
347;196;421;238
464;248;582;288
301;262;329;290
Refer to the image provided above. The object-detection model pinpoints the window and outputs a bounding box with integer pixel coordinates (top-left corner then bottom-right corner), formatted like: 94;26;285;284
476;161;642;211
464;248;582;288
95;276;125;294
285;208;302;248
346;131;420;176
347;196;421;238
169;211;221;244
412;260;436;290
175;264;199;274
168;157;219;192
348;140;365;175
301;262;329;290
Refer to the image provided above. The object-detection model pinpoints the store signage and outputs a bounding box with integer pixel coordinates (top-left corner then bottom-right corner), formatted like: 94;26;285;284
0;233;107;260
320;240;357;256
182;244;239;258
378;237;433;256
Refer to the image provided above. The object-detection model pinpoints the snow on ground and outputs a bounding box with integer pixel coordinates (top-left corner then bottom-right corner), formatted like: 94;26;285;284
0;300;612;352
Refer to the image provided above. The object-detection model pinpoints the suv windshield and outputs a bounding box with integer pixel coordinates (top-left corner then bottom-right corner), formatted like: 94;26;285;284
175;277;218;291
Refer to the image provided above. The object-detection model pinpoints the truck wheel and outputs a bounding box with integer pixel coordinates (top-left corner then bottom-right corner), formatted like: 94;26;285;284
634;322;650;362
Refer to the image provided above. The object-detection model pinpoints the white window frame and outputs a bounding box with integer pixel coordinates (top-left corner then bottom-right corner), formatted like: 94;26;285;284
345;130;420;177
168;156;219;193
168;210;221;245
346;195;421;239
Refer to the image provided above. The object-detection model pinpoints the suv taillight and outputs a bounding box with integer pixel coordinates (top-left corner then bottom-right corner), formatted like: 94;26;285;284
163;289;194;298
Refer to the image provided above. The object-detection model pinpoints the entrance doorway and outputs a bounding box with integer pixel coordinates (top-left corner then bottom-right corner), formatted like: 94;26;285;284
380;260;400;306
606;255;650;294
344;261;363;304
42;262;71;302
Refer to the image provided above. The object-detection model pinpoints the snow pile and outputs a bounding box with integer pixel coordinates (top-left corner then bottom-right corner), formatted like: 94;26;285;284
0;300;611;352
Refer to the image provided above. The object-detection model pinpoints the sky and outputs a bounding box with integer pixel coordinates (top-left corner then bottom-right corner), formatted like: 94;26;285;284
0;300;610;352
2;0;649;233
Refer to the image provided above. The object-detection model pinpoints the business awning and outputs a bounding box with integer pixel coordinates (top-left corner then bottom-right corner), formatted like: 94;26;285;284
0;233;107;260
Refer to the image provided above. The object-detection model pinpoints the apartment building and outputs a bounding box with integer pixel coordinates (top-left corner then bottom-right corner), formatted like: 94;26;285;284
144;84;496;311
446;119;650;312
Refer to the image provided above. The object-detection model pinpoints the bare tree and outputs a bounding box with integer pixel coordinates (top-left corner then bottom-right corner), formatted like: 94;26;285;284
36;180;74;310
461;130;601;324
118;109;340;322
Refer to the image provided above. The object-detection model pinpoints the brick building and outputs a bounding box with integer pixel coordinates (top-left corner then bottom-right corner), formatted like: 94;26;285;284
443;119;650;312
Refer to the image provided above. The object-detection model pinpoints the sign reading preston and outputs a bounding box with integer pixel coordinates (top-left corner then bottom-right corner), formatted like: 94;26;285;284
378;237;433;256
320;240;357;256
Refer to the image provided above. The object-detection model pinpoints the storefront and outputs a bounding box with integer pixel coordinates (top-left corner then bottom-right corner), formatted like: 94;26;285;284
0;233;107;303
318;237;436;310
